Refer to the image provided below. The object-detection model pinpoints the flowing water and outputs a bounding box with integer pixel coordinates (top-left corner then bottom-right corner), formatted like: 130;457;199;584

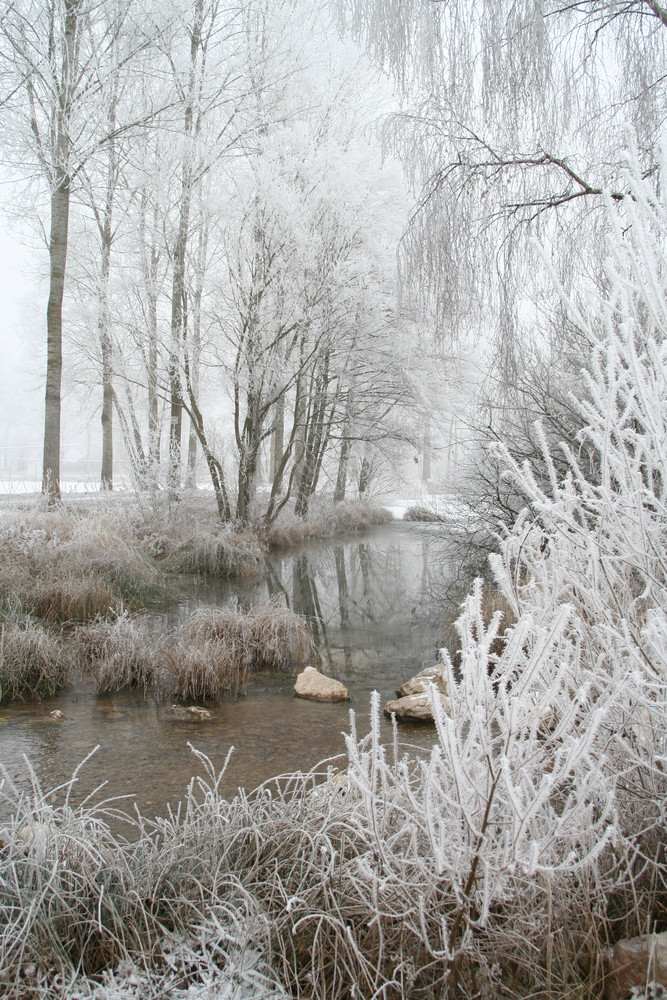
0;523;459;825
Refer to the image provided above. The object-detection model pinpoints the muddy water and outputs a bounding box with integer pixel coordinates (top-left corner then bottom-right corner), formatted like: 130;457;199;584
0;523;457;824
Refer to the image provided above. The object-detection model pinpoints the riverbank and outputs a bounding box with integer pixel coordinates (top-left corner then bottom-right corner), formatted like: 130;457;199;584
0;494;392;704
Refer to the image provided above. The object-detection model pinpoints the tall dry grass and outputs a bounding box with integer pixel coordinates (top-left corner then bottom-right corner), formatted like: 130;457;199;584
0;503;159;624
0;617;71;702
71;602;313;700
166;526;267;578
265;499;392;549
1;713;663;999
160;602;313;701
76;612;157;693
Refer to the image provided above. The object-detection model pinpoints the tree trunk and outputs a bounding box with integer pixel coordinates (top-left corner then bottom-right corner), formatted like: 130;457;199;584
99;88;118;490
42;0;80;502
99;202;114;490
270;395;285;490
358;454;371;495
168;0;204;498
43;174;70;501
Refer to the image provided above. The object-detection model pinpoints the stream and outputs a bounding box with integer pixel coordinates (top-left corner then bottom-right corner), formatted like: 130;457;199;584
0;523;459;824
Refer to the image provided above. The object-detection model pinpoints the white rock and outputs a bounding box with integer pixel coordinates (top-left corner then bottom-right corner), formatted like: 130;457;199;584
396;665;448;699
384;691;449;722
294;666;349;703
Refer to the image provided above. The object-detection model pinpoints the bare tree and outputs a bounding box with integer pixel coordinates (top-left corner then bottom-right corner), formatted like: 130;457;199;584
0;0;157;499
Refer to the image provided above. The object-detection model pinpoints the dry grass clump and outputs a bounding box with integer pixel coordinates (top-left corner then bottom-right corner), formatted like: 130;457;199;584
248;602;313;671
403;504;448;523
0;503;160;623
168;526;267;578
26;573;116;623
160;603;314;702
75;612;157;693
441;581;517;666
0;617;71;702
266;500;392;549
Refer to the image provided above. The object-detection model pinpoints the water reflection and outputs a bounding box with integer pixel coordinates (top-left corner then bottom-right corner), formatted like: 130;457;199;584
0;524;456;824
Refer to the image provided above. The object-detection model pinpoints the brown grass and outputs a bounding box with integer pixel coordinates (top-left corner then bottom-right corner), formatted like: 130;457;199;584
75;612;157;693
0;618;71;702
167;527;267;578
403;504;447;523
0;503;160;624
266;500;393;549
160;602;314;702
442;582;518;666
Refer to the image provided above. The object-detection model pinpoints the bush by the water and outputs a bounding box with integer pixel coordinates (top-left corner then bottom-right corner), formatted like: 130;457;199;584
160;603;313;701
166;525;267;577
76;611;157;694
0;505;159;624
0;617;71;702
265;499;392;549
73;603;313;701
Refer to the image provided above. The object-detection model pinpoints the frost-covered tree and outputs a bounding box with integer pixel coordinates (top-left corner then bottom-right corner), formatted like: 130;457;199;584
0;0;159;499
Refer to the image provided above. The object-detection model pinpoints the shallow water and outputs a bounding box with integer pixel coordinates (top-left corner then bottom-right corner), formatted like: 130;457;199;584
0;523;457;824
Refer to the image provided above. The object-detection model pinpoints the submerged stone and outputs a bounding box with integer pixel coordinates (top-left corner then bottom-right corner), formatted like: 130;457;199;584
294;666;349;703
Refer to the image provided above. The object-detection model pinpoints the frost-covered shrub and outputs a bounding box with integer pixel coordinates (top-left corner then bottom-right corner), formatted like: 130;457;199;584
168;526;266;578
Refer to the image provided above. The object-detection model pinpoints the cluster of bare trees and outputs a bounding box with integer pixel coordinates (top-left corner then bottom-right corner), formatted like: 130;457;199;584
0;0;427;520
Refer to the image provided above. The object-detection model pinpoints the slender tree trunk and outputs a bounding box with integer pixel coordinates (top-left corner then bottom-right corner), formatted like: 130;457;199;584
187;213;207;485
139;191;161;472
43;174;70;501
99;203;114;490
333;390;353;503
422;421;431;483
169;0;204;497
99;91;118;490
270;395;285;489
42;0;80;501
358;453;371;495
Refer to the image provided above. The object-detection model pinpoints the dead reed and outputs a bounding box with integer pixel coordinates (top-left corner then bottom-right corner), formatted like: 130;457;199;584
160;602;314;702
266;500;392;549
1;714;662;999
0;617;71;702
75;612;157;693
167;526;267;578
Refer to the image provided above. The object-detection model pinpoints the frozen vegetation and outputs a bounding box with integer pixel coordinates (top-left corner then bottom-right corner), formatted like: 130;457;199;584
0;498;390;703
0;156;664;998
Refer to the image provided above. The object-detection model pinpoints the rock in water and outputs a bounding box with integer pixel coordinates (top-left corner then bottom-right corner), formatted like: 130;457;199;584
396;665;448;699
294;666;349;703
604;931;667;999
384;692;449;722
386;665;450;721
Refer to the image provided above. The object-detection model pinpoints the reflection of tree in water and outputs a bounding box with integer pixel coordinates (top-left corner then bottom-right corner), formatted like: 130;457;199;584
334;546;352;671
357;542;372;614
292;554;330;664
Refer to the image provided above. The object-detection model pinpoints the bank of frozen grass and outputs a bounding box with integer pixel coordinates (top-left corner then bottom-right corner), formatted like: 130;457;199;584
0;616;71;702
0;504;160;627
0;495;377;703
264;499;392;549
1;680;664;1000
